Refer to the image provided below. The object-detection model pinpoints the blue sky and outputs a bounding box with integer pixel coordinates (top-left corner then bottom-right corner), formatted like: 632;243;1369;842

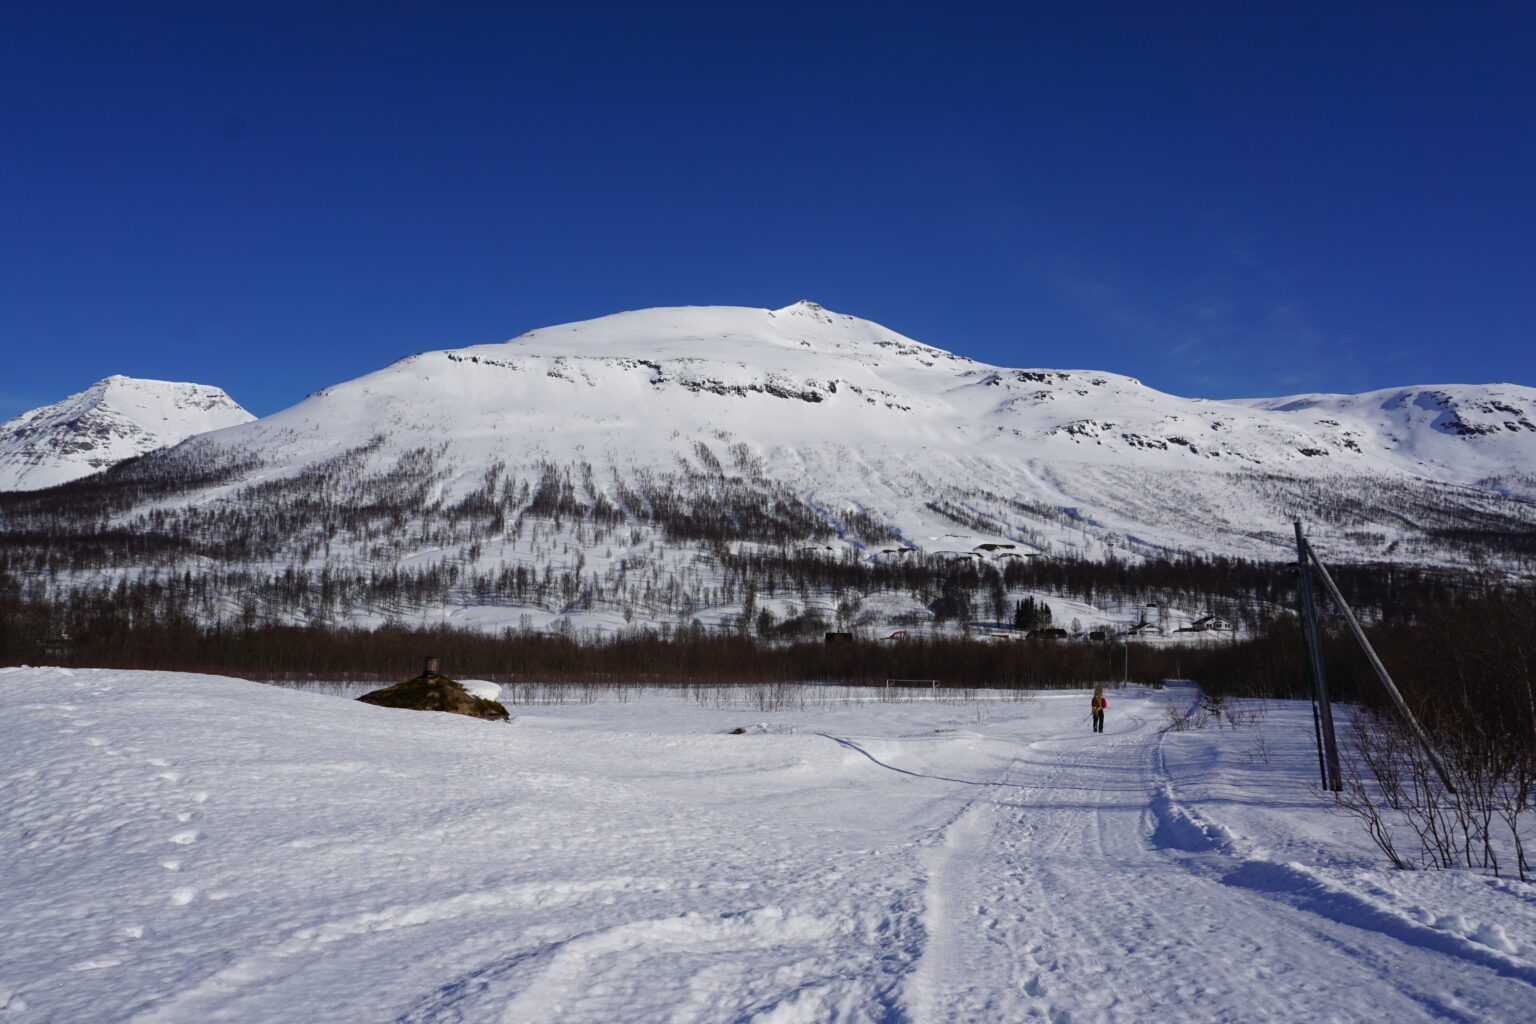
3;1;1532;419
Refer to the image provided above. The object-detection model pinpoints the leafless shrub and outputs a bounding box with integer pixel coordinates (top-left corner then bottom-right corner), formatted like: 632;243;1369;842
1335;708;1531;881
1162;694;1206;731
1330;720;1409;870
1221;701;1268;729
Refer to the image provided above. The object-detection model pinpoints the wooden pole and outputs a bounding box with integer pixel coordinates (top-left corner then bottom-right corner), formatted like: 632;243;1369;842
1301;536;1458;794
1293;568;1331;790
1294;521;1342;791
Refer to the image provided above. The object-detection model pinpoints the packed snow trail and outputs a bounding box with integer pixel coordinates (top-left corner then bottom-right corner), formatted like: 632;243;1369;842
903;695;1534;1023
2;670;1534;1023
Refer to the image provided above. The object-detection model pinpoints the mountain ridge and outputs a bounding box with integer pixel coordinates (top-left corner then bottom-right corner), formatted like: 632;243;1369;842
223;301;1536;492
1;303;1532;633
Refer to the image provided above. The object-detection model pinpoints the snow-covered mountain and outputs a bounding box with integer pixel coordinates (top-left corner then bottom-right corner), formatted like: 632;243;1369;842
188;299;1536;548
2;302;1533;630
0;375;253;491
221;300;1532;479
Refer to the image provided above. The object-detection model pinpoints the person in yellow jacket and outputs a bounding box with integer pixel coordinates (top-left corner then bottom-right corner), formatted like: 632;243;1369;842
1091;686;1108;733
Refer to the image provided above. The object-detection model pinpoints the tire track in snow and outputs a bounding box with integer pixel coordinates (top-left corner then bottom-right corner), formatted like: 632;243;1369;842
126;876;701;1023
383;889;922;1024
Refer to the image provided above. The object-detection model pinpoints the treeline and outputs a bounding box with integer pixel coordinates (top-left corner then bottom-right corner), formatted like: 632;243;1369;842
0;591;1119;688
719;547;1474;631
0;539;1485;644
4;429;1535;637
1170;586;1536;707
4;569;1531;704
0;446;897;572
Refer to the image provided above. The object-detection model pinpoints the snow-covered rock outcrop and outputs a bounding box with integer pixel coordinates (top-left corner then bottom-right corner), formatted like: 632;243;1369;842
0;375;254;491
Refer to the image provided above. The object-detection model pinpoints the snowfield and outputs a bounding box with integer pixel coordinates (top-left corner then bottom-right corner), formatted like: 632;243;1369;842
2;667;1533;1023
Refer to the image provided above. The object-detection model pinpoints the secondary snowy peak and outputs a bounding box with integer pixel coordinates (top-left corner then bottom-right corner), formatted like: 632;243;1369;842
0;375;253;491
1236;383;1536;444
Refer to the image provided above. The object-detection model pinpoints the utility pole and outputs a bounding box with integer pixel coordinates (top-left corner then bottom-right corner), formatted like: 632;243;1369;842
1291;563;1330;790
1300;528;1458;794
1294;520;1343;792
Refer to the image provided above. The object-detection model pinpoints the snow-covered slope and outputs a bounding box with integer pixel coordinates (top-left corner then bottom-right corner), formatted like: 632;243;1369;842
3;302;1534;630
224;300;1536;486
0;375;253;491
188;300;1536;558
1231;383;1536;481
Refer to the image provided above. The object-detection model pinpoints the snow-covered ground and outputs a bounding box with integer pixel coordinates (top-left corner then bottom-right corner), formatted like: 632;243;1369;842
2;667;1533;1023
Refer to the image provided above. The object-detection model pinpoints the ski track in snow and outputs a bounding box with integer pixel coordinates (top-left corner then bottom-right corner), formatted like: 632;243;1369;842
903;705;1536;1023
1;669;1534;1023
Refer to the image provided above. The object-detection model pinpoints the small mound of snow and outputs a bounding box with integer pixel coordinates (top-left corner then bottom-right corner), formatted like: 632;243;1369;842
1149;784;1238;853
1471;921;1520;955
457;679;502;701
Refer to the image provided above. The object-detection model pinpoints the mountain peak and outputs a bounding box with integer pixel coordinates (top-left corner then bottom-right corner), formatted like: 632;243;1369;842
464;302;966;374
0;376;253;491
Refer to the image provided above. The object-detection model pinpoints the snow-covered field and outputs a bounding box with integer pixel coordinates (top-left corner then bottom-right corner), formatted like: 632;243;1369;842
3;667;1533;1023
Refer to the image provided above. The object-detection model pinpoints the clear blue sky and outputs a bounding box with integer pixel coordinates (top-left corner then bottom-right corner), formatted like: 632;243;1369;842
3;0;1532;419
